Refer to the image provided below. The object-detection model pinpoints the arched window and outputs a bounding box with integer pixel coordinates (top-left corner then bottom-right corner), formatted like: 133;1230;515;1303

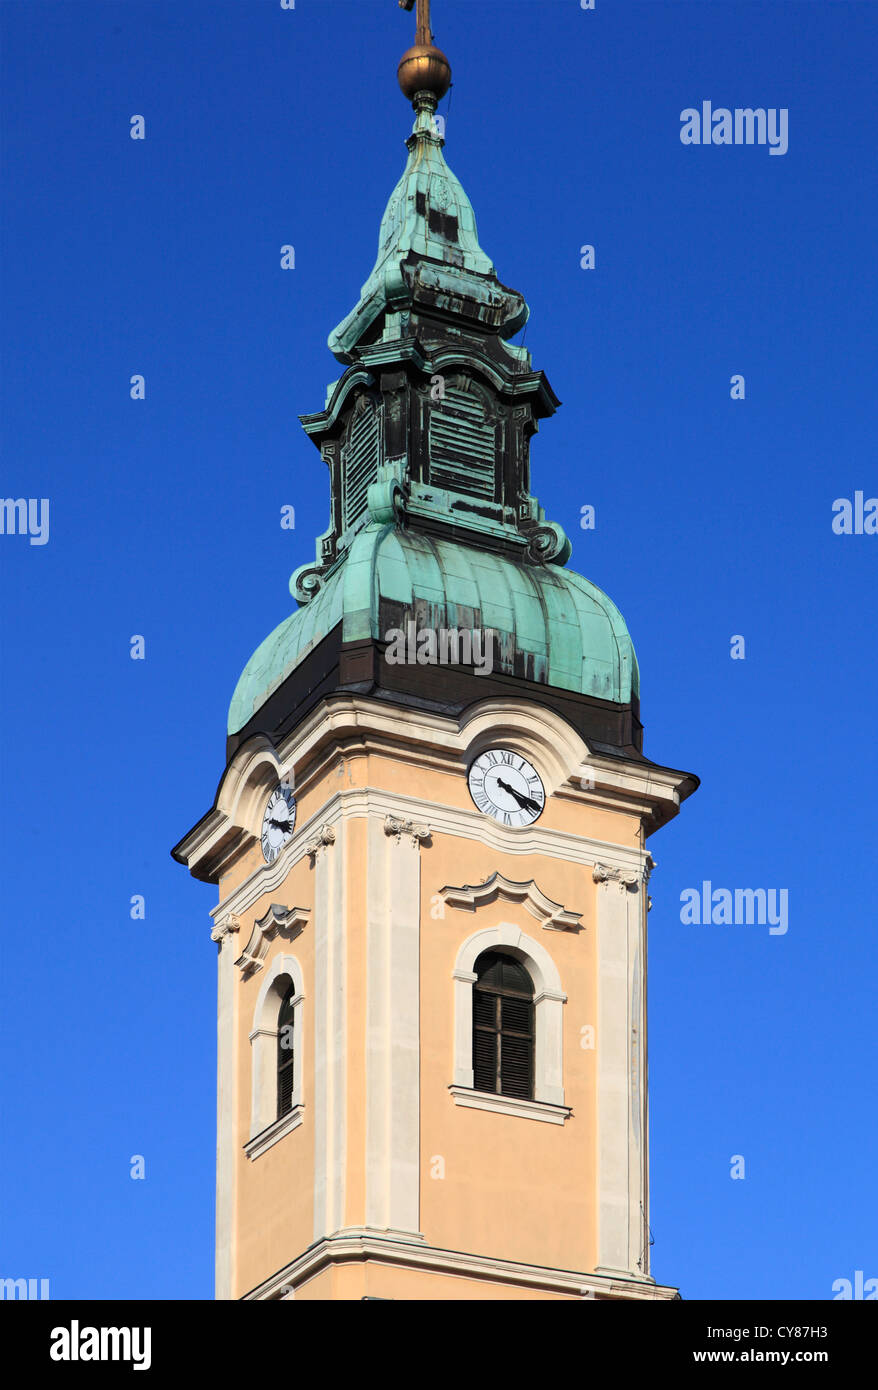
451;924;569;1121
277;984;296;1119
472;950;534;1100
245;955;304;1159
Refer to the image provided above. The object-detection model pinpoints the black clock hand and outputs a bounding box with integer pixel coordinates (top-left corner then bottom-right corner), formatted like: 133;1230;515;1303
496;778;541;814
269;818;291;831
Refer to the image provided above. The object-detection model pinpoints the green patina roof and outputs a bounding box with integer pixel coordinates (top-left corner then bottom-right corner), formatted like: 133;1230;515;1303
228;528;639;735
328;103;527;361
230;92;639;741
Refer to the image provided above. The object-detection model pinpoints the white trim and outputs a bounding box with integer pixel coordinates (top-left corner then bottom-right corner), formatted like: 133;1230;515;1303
449;1085;570;1125
242;1229;675;1302
208;787;653;926
177;694;693;887
249;955;304;1141
452;923;566;1106
244;1104;305;1161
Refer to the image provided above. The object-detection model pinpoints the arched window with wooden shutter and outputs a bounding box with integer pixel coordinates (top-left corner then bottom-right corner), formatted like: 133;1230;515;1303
472;950;535;1100
276;984;296;1119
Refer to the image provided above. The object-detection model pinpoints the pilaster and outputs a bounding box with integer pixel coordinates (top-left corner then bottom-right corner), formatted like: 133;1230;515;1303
311;825;346;1241
364;814;430;1236
592;861;651;1281
210;913;240;1300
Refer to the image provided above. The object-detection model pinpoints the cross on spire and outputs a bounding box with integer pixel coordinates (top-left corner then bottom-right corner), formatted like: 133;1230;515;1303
399;0;433;48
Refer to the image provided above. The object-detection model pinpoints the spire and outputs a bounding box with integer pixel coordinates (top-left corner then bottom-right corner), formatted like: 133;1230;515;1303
296;6;571;614
328;6;527;364
328;90;527;363
397;0;451;103
219;2;654;759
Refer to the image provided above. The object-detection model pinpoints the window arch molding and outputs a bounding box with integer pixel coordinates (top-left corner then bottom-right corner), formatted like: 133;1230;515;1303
452;924;567;1108
247;954;305;1156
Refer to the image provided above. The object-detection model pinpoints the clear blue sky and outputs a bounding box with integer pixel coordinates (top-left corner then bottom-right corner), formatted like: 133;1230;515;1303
1;0;875;1300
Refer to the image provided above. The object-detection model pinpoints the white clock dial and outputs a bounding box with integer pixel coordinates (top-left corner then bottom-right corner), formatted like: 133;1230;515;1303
261;782;297;863
467;749;545;827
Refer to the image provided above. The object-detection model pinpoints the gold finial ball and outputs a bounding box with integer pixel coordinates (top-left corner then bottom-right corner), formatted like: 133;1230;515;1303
397;43;451;102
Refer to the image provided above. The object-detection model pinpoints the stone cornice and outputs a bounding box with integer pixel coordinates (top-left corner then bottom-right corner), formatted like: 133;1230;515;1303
176;694;695;885
210;785;653;926
241;1229;678;1302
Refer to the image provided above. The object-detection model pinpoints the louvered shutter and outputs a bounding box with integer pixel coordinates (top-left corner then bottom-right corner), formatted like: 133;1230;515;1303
429;384;496;500
342;404;380;530
277;988;295;1119
473;1020;498;1094
499;995;533;1100
472;951;535;1100
473;986;498;1091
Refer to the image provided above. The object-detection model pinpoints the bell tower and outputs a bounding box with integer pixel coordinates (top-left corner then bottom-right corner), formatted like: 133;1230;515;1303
173;3;697;1301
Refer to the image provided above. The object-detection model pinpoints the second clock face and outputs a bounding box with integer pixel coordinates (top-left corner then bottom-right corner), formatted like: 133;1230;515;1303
467;749;545;827
261;782;297;863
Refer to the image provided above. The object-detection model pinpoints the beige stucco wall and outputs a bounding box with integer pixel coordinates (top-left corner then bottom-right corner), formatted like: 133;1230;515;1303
210;712;651;1300
419;836;598;1272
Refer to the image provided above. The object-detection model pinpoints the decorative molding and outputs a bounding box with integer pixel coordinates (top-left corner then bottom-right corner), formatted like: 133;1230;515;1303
366;476;406;526
306;824;336;862
644;854;656;911
593;862;643;893
211;913;240;944
210;785;652;926
383;814;431;847
242;1229;677;1302
290;564;325;605
181;692;693;886
440;872;582;932
234;904;309;977
244;1105;304;1162
522;519;572;567
449;1086;571;1126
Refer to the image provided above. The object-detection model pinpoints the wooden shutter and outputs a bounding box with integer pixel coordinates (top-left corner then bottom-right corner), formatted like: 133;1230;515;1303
342;404;380;530
429;383;496;500
276;988;295;1119
471;951;534;1100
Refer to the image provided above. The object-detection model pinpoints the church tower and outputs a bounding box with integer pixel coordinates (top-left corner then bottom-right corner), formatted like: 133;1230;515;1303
174;1;697;1302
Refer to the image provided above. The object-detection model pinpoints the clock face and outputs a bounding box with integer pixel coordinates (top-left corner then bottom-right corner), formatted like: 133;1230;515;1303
467;749;545;827
261;782;297;863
